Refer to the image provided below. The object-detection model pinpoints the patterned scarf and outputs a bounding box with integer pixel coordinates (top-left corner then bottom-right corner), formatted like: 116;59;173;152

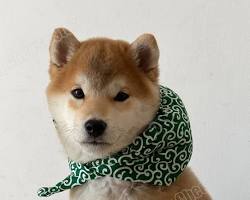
38;86;192;197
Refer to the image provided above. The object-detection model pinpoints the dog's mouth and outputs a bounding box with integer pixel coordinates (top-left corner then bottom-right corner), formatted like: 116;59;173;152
81;137;111;146
82;141;110;146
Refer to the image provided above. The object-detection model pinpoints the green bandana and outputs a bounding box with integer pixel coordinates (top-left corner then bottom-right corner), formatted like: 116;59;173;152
38;86;192;197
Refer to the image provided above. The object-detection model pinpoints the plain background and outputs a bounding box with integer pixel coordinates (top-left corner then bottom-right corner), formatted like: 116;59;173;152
0;0;249;199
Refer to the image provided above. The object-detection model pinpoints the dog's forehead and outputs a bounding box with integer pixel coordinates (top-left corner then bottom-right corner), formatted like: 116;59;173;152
72;39;131;89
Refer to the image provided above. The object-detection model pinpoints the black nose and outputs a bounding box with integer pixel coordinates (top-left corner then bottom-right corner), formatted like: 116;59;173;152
84;119;107;137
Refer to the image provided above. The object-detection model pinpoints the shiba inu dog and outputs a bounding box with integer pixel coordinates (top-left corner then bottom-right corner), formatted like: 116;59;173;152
46;28;211;200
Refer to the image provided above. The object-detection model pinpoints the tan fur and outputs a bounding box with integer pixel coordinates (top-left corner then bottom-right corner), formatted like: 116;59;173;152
46;28;211;200
47;37;156;98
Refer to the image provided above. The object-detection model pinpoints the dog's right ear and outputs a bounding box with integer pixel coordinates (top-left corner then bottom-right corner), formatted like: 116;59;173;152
49;28;80;67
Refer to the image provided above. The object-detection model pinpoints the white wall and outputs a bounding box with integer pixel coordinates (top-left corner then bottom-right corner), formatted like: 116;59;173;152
0;0;249;199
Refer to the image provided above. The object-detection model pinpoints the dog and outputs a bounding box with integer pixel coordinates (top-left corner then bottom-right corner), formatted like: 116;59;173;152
45;28;211;200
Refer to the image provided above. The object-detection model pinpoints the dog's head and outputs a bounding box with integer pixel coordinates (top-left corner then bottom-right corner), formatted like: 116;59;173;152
46;28;160;163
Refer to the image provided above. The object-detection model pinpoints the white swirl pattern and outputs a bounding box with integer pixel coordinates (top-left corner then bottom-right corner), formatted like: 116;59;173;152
38;86;193;197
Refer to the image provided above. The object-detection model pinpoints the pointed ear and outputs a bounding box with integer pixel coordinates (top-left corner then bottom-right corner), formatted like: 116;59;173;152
130;34;159;82
49;28;80;67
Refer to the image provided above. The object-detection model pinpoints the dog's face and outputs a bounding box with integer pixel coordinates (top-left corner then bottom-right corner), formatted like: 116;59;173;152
46;28;160;163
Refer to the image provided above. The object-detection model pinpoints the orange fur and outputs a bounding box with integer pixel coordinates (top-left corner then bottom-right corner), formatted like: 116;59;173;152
47;37;156;99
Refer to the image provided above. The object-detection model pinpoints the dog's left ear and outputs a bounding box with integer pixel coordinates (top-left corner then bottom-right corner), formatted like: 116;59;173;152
130;34;159;82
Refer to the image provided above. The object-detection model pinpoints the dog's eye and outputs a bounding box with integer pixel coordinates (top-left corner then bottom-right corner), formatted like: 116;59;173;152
114;91;129;102
71;88;85;99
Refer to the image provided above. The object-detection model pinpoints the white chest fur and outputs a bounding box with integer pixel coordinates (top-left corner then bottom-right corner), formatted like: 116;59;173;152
69;177;150;200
